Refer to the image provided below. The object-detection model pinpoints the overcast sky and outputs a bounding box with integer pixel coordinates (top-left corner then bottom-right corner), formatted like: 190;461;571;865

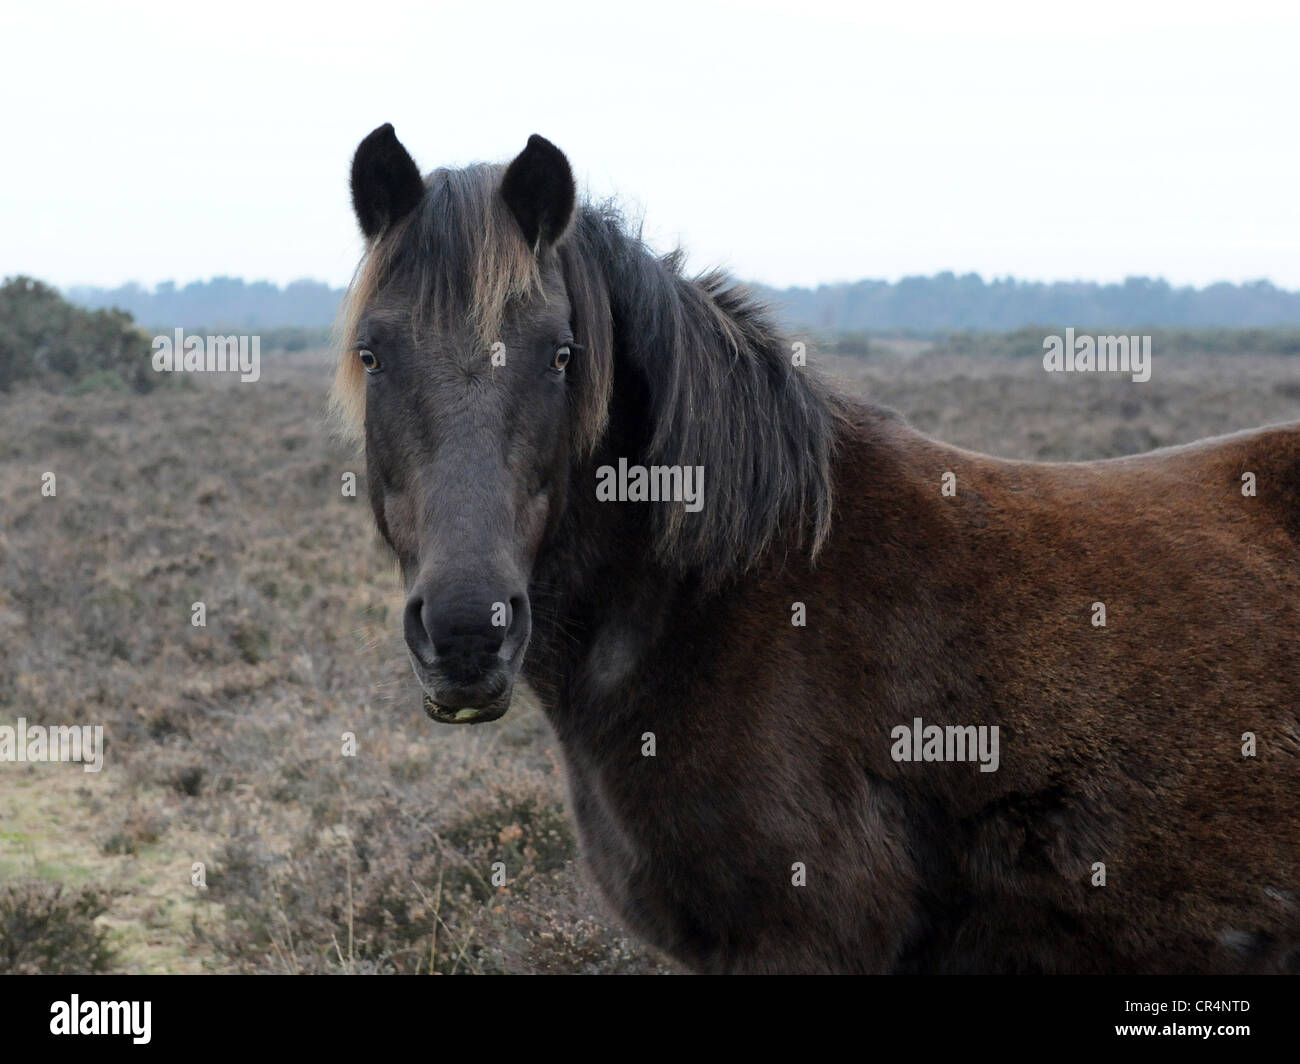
3;0;1297;291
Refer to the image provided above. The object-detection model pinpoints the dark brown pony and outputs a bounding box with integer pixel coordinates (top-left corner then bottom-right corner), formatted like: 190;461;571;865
333;125;1300;974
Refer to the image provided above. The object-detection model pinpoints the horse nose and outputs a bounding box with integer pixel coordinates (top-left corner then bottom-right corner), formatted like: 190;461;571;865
403;587;528;679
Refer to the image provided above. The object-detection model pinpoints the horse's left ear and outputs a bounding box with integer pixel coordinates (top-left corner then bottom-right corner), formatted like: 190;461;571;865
500;134;576;251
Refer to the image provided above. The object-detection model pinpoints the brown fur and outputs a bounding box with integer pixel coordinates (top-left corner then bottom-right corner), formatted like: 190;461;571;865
549;410;1300;972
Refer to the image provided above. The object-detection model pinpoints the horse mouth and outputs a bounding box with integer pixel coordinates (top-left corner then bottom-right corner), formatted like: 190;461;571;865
422;692;510;725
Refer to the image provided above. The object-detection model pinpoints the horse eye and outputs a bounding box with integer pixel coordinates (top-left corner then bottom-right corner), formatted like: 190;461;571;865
359;348;381;373
550;345;571;372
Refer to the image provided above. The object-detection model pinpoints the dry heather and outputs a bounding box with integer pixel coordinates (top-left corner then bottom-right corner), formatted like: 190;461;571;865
1;345;1298;973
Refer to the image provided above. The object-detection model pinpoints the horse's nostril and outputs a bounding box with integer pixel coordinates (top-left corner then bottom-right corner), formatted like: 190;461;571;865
403;596;432;659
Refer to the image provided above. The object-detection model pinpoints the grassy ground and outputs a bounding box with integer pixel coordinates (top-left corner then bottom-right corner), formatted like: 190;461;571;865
2;341;1298;973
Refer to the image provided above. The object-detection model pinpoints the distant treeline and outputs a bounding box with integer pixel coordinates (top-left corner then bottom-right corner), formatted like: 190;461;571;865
757;274;1300;332
66;277;341;330
64;272;1300;334
8;274;1300;401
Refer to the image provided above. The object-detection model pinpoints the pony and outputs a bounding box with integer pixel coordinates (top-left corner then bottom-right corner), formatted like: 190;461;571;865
332;125;1300;973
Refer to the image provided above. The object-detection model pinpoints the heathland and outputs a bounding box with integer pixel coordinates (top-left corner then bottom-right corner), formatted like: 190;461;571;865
2;307;1299;972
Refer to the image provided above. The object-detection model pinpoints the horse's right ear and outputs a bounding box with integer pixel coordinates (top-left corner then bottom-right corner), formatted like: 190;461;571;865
350;124;425;240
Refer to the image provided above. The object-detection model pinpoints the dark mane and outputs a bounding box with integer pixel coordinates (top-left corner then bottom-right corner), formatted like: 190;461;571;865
561;202;837;584
334;171;839;586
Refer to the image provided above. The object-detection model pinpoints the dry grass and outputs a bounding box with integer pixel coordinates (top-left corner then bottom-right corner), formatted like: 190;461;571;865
1;342;1298;973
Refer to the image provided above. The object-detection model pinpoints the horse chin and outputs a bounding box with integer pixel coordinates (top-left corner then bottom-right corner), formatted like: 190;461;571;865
422;691;511;725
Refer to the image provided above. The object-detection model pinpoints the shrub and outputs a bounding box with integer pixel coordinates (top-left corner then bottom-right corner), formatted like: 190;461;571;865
0;881;116;974
0;275;155;393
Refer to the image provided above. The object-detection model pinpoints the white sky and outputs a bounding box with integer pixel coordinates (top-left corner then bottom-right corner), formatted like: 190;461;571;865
2;0;1297;290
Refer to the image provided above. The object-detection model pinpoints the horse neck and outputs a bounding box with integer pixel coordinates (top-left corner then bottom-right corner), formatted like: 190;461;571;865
525;226;838;720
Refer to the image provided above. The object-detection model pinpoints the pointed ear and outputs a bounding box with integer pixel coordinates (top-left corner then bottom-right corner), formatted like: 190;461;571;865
500;134;576;250
350;124;425;240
